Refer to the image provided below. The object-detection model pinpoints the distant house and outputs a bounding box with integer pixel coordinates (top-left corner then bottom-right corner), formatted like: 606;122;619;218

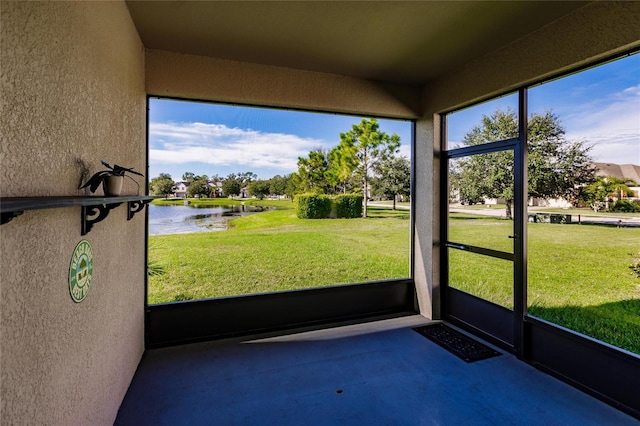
208;181;223;198
529;162;640;207
239;187;249;198
593;162;640;200
592;162;640;183
173;181;190;198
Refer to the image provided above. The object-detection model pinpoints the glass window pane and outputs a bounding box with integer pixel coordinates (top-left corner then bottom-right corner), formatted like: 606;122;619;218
449;249;513;309
147;99;413;304
446;92;519;149
527;53;640;355
449;152;514;254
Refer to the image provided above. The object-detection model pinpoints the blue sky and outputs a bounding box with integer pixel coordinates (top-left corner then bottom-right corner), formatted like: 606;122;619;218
149;53;638;181
149;102;412;180
447;53;639;165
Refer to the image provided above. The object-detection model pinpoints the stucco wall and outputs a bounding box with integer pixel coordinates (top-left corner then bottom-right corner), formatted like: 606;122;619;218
1;2;145;424
145;49;421;119
422;1;640;113
414;0;640;319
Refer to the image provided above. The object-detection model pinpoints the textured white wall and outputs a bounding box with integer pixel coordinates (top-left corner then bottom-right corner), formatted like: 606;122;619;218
1;2;146;424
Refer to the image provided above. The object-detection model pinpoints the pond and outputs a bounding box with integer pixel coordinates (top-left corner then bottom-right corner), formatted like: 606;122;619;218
148;204;268;235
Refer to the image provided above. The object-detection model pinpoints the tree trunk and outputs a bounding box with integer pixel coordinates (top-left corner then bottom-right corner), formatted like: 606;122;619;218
392;195;396;210
505;200;512;219
363;176;368;218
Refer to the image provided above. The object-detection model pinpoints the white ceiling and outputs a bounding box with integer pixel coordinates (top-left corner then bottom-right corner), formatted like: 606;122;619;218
126;1;589;86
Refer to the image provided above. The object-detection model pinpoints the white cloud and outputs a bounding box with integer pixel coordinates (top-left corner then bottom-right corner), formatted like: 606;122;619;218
564;84;640;165
149;122;325;172
397;143;412;160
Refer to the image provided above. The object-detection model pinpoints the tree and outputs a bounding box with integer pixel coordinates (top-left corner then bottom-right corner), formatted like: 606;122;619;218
296;149;330;193
326;146;356;194
452;109;594;219
338;118;400;217
182;172;195;182
235;172;257;187
285;173;300;200
247;180;271;199
149;173;175;197
222;175;241;197
583;176;636;212
268;175;288;197
527;112;595;204
186;175;210;198
371;156;411;209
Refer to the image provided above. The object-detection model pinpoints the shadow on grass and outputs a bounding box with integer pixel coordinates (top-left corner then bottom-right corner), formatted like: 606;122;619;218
366;208;410;220
528;299;640;355
449;214;508;221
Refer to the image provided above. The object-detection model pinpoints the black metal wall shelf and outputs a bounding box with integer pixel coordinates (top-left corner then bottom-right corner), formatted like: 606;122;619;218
0;196;158;235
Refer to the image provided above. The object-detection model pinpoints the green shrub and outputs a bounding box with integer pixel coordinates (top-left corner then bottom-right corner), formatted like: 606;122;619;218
334;194;363;218
611;200;640;213
295;194;332;219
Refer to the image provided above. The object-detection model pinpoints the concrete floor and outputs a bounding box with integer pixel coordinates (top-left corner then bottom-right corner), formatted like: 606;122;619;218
116;316;638;425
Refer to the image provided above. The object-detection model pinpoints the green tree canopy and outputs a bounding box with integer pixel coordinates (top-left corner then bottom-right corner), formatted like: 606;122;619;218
371;156;411;210
296;149;330;194
268;175;289;196
337;118;400;217
149;173;175;197
285;173;300;199
583;176;636;212
222;175;241;197
326;145;357;194
247;179;271;199
452;109;594;219
186;175;210;198
234;172;257;187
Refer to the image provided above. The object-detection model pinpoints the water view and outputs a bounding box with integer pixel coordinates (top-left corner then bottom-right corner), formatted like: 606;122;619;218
148;203;267;235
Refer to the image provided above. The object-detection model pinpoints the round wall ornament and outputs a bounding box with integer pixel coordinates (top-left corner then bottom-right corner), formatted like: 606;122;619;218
69;239;94;303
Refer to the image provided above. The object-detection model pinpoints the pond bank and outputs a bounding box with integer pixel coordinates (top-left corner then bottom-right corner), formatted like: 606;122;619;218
148;204;270;235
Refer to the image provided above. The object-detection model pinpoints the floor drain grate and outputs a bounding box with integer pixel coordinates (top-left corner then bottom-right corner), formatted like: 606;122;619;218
413;323;501;363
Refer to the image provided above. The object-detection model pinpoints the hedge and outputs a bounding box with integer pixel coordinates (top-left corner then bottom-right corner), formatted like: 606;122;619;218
611;200;640;213
295;194;332;219
295;193;363;219
334;194;364;218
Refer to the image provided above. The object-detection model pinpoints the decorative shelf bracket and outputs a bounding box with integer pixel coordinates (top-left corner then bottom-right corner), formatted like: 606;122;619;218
127;199;150;220
1;196;159;235
1;211;23;225
81;203;123;235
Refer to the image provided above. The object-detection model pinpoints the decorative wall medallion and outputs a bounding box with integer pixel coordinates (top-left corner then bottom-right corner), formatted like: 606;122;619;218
69;239;94;303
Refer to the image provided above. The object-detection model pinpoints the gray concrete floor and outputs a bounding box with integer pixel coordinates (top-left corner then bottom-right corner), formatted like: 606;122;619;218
116;316;638;425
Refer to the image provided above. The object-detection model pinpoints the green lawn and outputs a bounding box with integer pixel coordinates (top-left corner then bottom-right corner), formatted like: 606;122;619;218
148;206;410;303
449;213;640;353
148;204;640;354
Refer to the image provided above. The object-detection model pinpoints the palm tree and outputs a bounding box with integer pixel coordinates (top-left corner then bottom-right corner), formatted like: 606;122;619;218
584;176;635;211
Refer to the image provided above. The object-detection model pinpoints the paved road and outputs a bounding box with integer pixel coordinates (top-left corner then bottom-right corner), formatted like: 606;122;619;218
451;206;640;227
370;202;640;227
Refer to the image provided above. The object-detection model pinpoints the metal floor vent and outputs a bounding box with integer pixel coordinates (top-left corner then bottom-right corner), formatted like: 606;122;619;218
413;323;501;363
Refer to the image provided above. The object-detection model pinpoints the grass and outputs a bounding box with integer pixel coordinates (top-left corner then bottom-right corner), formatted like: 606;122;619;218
148;206;410;303
148;203;639;353
449;213;640;353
